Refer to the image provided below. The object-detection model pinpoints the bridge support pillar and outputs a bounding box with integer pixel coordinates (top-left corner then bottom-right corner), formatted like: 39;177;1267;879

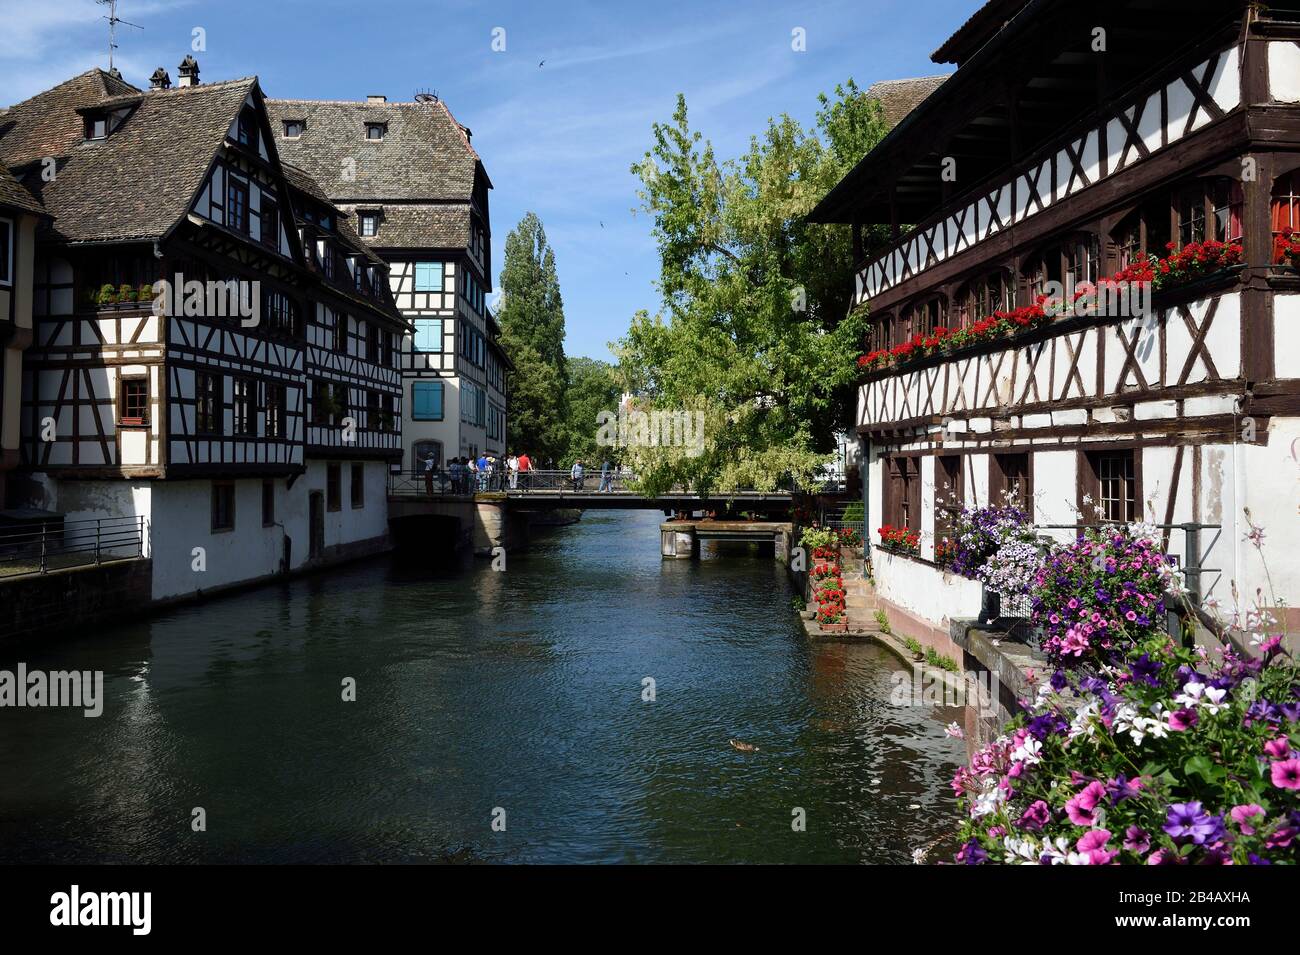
661;524;698;560
472;498;529;557
774;527;791;564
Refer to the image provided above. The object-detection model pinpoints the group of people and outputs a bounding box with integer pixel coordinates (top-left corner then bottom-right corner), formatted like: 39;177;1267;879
421;453;618;494
424;452;533;494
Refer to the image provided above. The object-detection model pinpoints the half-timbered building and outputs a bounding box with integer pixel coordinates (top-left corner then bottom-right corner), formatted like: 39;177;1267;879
0;165;44;505
268;93;509;470
280;161;406;562
811;0;1300;640
0;60;405;599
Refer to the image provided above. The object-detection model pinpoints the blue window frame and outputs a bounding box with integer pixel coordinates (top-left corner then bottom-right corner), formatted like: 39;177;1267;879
412;380;444;421
413;262;443;292
413;318;442;352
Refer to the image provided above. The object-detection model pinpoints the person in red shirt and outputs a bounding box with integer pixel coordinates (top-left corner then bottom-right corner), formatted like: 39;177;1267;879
517;452;531;491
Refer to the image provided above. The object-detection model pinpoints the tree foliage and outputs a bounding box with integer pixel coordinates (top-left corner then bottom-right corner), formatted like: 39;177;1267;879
614;80;891;495
497;212;569;463
561;355;621;464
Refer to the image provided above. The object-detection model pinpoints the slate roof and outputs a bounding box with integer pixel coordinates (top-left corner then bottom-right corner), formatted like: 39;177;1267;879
267;97;483;202
339;202;471;250
0;163;44;216
866;76;950;129
0;72;256;242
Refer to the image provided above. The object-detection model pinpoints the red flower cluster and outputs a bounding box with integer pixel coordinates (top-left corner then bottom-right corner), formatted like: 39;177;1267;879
935;538;956;564
1273;231;1300;267
878;524;920;553
813;567;846;624
1155;239;1242;286
856;241;1244;375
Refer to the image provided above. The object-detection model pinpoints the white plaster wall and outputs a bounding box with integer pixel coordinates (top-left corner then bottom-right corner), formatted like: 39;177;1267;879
919;455;936;560
1275;293;1300;377
1269;41;1300;103
1031;450;1076;539
872;546;982;624
296;459;390;553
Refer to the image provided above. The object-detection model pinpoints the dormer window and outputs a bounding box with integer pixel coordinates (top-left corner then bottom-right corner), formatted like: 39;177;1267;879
85;115;108;139
283;119;304;138
365;123;386;141
359;212;379;237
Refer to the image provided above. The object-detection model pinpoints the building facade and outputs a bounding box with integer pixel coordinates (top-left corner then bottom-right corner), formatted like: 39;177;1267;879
812;0;1300;638
0;165;43;506
0;61;405;600
268;94;509;473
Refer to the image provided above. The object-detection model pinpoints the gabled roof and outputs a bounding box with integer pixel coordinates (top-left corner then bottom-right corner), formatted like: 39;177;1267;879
0;163;44;216
931;0;1029;65
0;74;256;242
864;76;949;128
267;97;486;202
0;69;140;169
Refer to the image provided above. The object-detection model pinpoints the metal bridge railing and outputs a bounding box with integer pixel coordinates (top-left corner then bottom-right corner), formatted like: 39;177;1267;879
388;468;800;498
0;515;147;579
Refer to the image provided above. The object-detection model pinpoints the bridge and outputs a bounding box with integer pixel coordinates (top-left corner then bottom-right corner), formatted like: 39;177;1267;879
386;469;798;557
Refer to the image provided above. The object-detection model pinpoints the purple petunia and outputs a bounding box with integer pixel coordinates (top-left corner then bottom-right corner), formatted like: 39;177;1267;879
1163;802;1225;845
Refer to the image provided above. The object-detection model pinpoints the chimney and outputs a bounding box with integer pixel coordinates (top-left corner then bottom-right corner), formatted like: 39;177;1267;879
367;94;386;104
177;55;200;88
150;67;172;90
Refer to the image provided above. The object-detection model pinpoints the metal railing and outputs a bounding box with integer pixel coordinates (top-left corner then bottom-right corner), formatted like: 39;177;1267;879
388;468;800;499
0;515;147;579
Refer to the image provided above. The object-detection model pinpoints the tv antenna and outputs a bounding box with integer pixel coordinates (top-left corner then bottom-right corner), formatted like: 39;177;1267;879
98;0;143;72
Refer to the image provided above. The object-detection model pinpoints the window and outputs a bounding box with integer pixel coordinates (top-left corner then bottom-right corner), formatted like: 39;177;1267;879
1176;185;1207;247
991;453;1032;514
413;440;442;472
311;378;331;425
334;311;348;354
1083;450;1140;523
332;383;348;424
365;123;386;141
413;319;443;352
904;297;946;338
366;323;380;363
1272;171;1300;260
233;377;256;436
884;457;921;533
226;177;250;234
934;455;964;546
413;262;443;292
1111;210;1144;271
327;462;342;511
265;383;286;439
319;240;334;279
85;115;108;139
262;479;275;527
366;390;381;429
956;272;1012;326
359;213;378;237
119;377;148;426
1064;233;1100;288
283;120;304;138
412;380;444;420
261;200;279;250
0;219;11;286
236;109;257;149
1209;179;1244;243
211;482;235;532
351;463;364;508
196;372;221;434
264;291;298;336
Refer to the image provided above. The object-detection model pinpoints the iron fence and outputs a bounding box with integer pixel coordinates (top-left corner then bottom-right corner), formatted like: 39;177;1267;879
388;468;801;498
0;515;146;579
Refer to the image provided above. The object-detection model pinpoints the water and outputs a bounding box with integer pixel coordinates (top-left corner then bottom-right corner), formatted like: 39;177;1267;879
0;510;964;863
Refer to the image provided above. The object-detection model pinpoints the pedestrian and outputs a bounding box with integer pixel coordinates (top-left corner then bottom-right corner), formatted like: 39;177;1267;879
446;456;459;495
485;455;496;491
467;455;478;493
599;458;613;492
518;451;531;491
423;451;437;495
570;459;584;492
507;452;519;490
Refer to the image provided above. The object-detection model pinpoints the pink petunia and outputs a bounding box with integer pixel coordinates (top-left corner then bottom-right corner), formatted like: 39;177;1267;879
1231;804;1264;835
1271;758;1300;791
1065;781;1107;826
1264;737;1292;760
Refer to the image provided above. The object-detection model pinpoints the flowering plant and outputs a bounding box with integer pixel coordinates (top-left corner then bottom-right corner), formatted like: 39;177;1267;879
981;538;1045;596
935;538;957;566
878;524;920;553
1274;231;1300;267
1031;525;1175;666
1153;239;1243;290
837;526;862;549
813;570;847;624
954;634;1300;865
811;560;841;581
949;505;1032;581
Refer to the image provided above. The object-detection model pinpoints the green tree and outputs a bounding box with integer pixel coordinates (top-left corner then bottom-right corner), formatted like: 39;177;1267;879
615;81;890;495
561;356;621;463
497;212;569;463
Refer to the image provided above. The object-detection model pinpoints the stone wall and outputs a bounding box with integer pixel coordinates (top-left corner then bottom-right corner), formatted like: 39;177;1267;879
0;558;152;645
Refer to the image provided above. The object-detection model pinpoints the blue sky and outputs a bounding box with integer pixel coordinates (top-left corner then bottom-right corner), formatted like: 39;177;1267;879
0;0;979;360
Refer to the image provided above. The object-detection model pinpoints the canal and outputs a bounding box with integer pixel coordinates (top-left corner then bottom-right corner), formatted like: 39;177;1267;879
0;510;964;864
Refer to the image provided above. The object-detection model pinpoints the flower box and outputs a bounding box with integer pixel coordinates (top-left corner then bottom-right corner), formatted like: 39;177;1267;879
819;620;849;634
